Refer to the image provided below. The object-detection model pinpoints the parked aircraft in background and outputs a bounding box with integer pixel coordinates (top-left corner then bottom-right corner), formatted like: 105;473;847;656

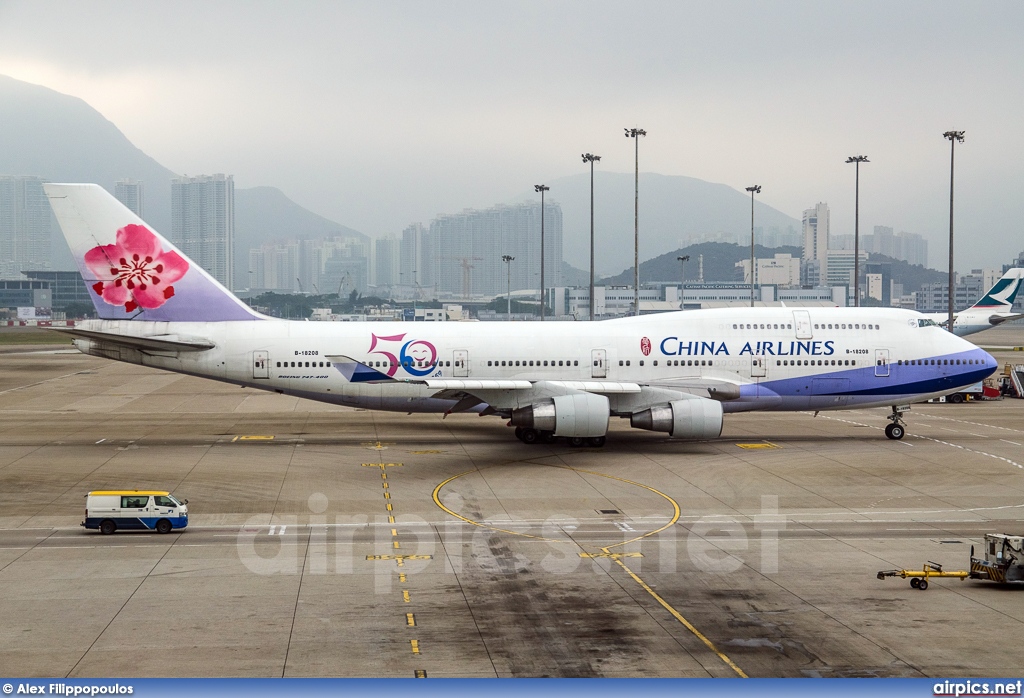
45;184;996;445
922;268;1024;336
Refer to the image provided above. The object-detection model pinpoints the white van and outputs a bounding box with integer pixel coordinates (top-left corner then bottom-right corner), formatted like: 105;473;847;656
82;490;189;534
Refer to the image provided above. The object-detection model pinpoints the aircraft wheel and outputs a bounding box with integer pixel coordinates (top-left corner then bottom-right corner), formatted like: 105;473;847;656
917;579;928;591
885;423;905;440
587;436;606;447
521;428;539;444
910;577;920;588
568;437;586;447
99;520;116;535
541;431;557;444
514;427;524;441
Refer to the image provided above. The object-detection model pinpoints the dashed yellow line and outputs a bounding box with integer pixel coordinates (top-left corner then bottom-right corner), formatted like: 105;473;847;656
399;573;407;583
402;590;411;603
393;540;400;549
410;639;420;654
406;613;416;627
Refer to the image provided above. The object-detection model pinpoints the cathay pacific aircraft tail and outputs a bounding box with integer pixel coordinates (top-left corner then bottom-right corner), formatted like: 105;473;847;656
924;268;1024;336
45;183;997;445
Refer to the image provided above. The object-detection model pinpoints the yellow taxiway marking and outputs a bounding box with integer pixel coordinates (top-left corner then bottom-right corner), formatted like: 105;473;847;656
432;464;746;678
399;573;407;582
382;482;389;489
736;442;780;449
384;491;390;500
393;540;400;549
403;590;411;603
608;553;747;677
381;472;387;480
410;639;420;654
386;503;393;511
388;515;395;524
231;435;275;442
391;528;398;537
406;613;416;627
414;670;427;678
361;441;394;450
365;554;432;567
361;461;403;467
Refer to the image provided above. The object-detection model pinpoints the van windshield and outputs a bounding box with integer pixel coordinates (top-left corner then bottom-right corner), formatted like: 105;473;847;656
155;496;178;508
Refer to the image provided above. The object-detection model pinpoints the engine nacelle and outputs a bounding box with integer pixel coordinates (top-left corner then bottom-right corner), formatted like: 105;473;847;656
630;398;723;440
510;393;610;437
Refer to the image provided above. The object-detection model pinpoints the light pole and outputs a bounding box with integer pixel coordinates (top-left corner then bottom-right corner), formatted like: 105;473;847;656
677;255;689;310
582;153;601;320
943;130;965;333
745;185;761;307
846;155;869;306
625;128;647;315
502;254;514;321
534;184;549;321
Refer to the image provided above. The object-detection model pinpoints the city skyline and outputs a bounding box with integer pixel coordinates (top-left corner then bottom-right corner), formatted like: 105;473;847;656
0;3;1021;272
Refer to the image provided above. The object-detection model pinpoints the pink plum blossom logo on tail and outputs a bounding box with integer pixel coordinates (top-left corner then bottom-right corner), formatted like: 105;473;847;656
84;225;189;313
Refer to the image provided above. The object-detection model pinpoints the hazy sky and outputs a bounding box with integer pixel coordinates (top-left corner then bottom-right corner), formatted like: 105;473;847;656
1;1;1022;271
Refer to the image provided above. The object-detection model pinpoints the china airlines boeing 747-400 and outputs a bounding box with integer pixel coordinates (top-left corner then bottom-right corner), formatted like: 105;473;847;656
44;184;997;446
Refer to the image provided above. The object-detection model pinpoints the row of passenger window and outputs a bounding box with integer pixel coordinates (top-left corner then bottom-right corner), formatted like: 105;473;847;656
777;359;856;366
898;358;982;366
487;360;580;367
277;361;331;368
730;322;880;331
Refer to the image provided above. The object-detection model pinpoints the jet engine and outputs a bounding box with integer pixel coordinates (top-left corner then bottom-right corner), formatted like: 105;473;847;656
630;397;723;439
510;393;610;437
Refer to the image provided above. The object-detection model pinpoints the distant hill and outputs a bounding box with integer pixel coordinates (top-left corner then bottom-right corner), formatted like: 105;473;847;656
597;242;947;294
600;242;803;285
514;172;801;276
0;75;365;276
866;253;946;294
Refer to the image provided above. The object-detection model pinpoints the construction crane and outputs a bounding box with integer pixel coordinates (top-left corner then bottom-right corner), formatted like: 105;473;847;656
442;256;483;299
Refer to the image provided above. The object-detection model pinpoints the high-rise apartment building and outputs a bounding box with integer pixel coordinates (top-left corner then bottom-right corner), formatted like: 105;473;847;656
374;236;400;290
114;179;144;218
428;202;562;297
0;176;52;278
801;202;829;269
171;174;234;289
400;224;428;290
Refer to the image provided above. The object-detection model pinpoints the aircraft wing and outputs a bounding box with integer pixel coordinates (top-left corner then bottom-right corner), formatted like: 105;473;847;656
50;327;215;352
327;355;743;401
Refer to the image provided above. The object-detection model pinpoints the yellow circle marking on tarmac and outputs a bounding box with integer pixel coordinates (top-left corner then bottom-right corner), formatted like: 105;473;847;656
430;463;747;678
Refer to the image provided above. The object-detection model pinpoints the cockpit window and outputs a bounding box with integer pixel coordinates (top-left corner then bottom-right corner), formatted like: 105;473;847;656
917;318;938;328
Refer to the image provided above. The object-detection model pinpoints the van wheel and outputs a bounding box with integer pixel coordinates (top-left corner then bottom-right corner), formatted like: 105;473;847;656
99;520;116;535
156;519;172;534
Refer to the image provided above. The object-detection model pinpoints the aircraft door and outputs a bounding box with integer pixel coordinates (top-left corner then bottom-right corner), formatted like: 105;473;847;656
253;350;270;379
793;310;813;339
591;349;607;378
453;350;469;377
874;349;890;377
751;355;767;378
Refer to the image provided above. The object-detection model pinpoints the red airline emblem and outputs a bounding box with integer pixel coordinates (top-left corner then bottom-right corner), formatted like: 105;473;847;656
640;337;652;356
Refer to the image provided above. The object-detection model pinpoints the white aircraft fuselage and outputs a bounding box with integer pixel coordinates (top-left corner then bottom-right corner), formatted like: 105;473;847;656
70;306;994;415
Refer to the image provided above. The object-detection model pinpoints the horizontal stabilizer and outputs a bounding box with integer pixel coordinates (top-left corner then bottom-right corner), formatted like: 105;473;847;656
51;327;214;352
326;355;398;383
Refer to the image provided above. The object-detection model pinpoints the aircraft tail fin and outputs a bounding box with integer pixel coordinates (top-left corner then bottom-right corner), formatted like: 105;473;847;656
969;268;1024;312
44;183;261;322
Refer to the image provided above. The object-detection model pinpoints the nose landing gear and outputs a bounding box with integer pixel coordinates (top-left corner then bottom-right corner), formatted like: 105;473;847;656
885;405;909;440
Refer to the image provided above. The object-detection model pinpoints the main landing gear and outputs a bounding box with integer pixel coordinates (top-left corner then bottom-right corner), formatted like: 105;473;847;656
513;427;606;447
885;405;909;440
